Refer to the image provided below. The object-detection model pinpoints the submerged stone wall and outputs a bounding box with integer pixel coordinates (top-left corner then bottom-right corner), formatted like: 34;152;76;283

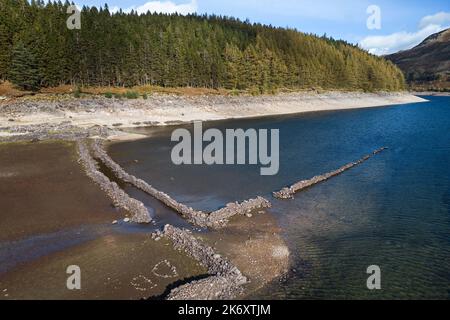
273;147;387;199
156;225;247;300
206;197;271;226
76;140;152;223
91;139;271;228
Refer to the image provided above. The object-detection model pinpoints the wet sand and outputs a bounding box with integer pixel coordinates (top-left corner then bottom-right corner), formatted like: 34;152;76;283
0;232;206;299
0;141;123;241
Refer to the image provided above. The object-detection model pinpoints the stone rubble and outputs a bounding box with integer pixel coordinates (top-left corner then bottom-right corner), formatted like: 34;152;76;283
158;225;247;300
273;147;388;199
76;139;152;223
206;196;271;227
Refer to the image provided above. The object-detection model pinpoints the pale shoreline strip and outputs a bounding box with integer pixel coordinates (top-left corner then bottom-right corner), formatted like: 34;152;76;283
0;92;428;133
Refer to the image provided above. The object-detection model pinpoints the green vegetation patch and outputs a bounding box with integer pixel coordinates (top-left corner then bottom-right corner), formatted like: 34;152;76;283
0;2;406;94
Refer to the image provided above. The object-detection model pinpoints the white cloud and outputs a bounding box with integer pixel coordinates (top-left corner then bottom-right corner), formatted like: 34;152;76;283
360;11;450;56
419;12;450;29
111;0;198;15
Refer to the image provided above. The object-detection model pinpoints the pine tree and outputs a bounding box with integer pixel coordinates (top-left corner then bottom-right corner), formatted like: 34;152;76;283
0;24;11;80
224;43;242;89
9;41;41;91
0;1;406;92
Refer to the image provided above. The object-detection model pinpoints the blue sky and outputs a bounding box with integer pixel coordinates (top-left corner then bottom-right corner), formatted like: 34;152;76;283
74;0;450;54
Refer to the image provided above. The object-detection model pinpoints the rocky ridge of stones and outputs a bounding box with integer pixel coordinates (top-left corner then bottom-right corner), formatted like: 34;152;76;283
155;225;247;300
273;147;388;199
76;139;152;223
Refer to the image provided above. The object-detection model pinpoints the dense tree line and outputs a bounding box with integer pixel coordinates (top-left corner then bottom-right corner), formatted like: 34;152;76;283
0;0;405;92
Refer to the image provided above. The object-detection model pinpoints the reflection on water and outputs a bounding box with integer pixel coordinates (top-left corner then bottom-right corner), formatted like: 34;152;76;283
110;96;450;299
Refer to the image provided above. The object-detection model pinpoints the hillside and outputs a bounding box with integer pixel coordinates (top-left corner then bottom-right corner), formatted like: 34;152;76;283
0;0;405;93
386;28;450;91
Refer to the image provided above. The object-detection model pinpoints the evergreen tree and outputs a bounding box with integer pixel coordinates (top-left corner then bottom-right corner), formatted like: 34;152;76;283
0;24;11;80
224;43;242;89
9;41;41;90
0;0;406;92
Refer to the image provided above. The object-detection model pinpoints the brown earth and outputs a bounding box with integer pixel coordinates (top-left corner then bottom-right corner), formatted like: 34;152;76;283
0;141;123;241
0;233;206;300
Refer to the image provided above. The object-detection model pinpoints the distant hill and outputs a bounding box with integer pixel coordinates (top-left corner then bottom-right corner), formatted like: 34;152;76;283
386;28;450;91
0;1;405;93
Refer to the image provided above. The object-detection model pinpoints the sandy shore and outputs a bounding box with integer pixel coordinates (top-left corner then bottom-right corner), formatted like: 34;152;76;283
411;91;450;96
0;92;427;140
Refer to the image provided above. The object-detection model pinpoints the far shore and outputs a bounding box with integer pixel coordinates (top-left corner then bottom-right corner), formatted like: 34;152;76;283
411;91;450;97
0;91;428;141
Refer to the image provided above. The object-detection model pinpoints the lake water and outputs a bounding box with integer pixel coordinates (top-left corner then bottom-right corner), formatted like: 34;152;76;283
109;96;450;299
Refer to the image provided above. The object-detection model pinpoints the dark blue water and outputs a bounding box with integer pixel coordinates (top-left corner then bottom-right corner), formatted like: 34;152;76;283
110;96;450;299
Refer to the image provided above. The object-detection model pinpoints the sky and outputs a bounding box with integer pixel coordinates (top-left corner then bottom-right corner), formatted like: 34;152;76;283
74;0;450;55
